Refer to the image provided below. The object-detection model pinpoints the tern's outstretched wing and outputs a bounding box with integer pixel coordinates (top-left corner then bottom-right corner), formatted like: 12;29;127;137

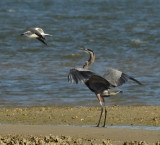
36;38;47;45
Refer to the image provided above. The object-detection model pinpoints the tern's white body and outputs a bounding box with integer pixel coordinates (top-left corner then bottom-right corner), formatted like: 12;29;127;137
23;27;52;38
26;33;38;38
21;27;52;45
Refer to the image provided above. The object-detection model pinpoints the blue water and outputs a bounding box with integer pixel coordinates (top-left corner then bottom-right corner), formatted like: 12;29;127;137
58;124;160;130
0;0;159;107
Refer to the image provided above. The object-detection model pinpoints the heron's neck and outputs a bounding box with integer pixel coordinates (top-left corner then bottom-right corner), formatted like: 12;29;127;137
88;51;95;65
83;61;89;69
83;52;95;69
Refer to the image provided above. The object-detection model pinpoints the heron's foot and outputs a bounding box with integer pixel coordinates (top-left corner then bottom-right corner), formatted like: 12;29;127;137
96;124;100;127
102;125;106;127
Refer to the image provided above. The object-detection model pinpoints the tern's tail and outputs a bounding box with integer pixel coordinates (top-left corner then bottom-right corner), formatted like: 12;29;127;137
44;33;52;36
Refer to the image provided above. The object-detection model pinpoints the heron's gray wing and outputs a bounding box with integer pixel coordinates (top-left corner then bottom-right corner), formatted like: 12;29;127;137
103;68;142;87
28;27;45;40
68;68;95;84
36;38;47;45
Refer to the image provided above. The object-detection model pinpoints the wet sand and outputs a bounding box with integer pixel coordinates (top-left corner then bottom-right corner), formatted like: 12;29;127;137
0;106;160;144
0;124;160;144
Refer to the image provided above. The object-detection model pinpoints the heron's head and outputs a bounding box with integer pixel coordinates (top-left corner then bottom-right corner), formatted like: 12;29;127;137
86;49;94;55
78;48;94;55
78;47;95;65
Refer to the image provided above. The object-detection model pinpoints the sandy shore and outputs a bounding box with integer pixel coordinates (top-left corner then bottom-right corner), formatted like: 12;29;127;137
0;124;160;145
0;106;159;144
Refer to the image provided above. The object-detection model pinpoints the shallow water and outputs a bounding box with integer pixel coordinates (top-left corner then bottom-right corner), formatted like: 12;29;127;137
0;0;159;107
59;124;160;130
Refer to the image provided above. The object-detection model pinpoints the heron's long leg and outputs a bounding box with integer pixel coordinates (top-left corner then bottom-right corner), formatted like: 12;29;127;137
96;94;103;127
102;97;107;127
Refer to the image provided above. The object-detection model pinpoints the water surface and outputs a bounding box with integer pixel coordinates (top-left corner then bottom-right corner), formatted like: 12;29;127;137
0;0;159;107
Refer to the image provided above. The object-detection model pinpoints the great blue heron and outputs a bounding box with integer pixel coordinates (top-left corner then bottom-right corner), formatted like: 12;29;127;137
68;48;142;127
21;27;52;45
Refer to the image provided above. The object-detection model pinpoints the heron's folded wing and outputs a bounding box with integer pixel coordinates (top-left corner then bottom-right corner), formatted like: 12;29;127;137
68;68;95;84
85;75;111;93
103;68;142;87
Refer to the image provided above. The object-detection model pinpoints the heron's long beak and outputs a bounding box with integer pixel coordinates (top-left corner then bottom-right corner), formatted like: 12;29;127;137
78;48;89;54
